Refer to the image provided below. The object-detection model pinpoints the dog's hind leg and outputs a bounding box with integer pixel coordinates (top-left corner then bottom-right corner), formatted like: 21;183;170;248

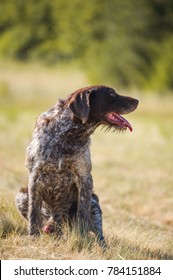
16;187;29;219
16;186;51;228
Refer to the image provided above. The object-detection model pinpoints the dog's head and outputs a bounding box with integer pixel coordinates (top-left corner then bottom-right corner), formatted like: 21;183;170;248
66;85;139;132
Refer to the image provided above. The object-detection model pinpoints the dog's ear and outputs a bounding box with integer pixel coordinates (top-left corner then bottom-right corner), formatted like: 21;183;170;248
68;90;91;123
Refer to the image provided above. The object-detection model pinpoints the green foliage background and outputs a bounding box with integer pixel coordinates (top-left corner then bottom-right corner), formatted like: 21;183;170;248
0;0;173;90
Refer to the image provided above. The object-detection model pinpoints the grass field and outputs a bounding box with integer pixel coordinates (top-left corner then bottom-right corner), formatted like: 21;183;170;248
0;63;173;259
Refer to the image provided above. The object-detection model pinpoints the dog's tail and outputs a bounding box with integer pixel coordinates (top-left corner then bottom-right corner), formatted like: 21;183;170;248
16;187;29;219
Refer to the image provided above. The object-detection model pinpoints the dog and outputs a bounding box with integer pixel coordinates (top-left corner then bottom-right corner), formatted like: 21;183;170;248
16;85;138;248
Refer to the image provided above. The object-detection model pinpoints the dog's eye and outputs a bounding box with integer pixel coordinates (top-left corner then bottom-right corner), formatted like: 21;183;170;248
109;92;116;99
110;93;115;97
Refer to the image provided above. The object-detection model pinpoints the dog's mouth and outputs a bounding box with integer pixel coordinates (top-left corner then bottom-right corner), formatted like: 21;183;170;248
105;112;133;132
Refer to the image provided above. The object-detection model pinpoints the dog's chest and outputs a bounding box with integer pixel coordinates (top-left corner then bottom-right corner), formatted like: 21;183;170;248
38;149;92;208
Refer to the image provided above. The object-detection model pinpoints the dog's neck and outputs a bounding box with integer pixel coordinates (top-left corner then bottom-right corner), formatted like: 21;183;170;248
59;106;98;139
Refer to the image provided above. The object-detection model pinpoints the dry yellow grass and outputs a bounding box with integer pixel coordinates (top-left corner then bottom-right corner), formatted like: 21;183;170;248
0;62;173;259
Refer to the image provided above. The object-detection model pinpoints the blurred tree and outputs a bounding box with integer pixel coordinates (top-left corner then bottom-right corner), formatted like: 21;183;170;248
84;0;153;88
0;0;173;90
147;0;173;91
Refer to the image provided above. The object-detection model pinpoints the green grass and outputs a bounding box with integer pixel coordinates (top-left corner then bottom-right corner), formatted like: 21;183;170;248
0;62;173;259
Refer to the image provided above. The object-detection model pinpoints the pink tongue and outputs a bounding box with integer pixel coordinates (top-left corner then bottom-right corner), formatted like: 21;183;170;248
109;113;133;132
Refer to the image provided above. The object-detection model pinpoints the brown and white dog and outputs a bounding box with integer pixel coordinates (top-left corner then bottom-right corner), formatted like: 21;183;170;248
16;85;138;248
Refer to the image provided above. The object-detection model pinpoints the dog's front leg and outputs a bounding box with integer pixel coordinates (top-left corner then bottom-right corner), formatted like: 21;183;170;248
90;194;107;250
77;175;93;235
28;174;42;236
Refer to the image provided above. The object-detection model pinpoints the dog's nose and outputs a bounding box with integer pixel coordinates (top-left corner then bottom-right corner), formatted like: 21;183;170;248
134;99;139;108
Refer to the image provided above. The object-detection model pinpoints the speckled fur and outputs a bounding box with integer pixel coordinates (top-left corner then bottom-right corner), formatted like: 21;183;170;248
16;85;138;248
